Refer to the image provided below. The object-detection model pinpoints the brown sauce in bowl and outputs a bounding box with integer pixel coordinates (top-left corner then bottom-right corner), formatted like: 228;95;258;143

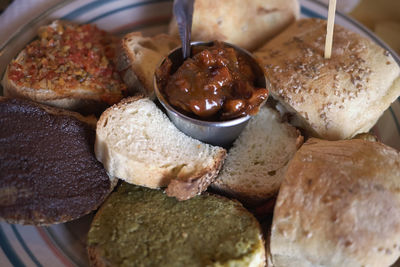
159;42;268;121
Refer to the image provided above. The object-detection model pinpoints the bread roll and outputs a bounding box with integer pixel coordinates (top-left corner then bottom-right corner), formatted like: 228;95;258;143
254;18;400;140
95;96;226;201
270;138;400;267
169;0;300;51
88;183;266;267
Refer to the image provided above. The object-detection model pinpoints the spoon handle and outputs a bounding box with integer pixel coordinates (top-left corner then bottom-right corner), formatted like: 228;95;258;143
173;0;195;59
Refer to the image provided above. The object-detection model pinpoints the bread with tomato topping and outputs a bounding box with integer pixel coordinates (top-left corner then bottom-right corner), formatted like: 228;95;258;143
169;0;300;51
1;20;126;115
94;96;226;200
116;32;180;99
212;105;303;205
254;18;400;140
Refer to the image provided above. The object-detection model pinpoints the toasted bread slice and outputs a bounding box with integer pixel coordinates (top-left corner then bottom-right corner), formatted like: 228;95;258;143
95;96;226;200
0;97;117;225
212;105;303;205
88;183;266;267
116;32;180;99
1;20;126;115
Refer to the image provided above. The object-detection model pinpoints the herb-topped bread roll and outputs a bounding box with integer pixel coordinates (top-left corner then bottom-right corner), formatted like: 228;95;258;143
0;97;116;225
254;18;400;140
270;138;400;267
169;0;300;51
88;183;266;267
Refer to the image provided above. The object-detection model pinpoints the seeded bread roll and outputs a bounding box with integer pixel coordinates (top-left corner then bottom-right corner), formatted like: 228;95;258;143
95;96;226;200
254;18;400;140
116;32;180;99
270;138;400;267
212;105;303;205
88;183;266;267
0;97;116;225
168;0;300;51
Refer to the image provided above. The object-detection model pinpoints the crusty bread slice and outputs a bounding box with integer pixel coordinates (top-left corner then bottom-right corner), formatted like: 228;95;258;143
0;97;117;225
254;18;400;140
212;105;303;205
116;32;180;99
95;96;226;200
271;138;400;267
88;183;266;267
169;0;300;51
1;20;126;115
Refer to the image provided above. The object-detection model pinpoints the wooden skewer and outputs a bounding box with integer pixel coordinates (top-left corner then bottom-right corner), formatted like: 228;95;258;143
324;0;337;59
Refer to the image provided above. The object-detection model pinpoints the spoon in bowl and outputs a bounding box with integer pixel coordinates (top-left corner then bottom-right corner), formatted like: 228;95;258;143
173;0;195;59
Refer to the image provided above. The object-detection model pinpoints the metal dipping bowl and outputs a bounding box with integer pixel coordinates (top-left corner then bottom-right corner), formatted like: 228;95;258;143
154;41;269;147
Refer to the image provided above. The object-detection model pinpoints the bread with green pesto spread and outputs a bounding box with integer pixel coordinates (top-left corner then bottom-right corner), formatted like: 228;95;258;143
87;183;266;267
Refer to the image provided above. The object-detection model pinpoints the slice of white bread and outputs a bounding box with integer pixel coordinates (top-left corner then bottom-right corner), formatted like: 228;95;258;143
1;21;126;115
116;32;180;99
168;0;300;51
270;138;400;267
95;96;226;200
88;183;266;267
212;105;303;205
0;97;117;225
254;18;400;140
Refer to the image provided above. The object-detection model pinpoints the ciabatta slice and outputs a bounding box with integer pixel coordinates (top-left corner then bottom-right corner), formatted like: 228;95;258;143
116;32;180;98
95;96;226;200
212;105;303;205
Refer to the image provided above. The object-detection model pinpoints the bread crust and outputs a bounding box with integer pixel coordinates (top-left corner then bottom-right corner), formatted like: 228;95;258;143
270;138;400;267
254;18;400;140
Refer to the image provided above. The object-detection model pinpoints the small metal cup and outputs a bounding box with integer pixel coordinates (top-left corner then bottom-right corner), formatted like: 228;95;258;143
154;41;269;147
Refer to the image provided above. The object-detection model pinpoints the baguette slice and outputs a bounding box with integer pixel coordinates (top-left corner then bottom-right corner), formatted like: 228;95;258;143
212;105;303;205
116;32;180;99
0;97;117;225
2;20;126;115
95;96;226;200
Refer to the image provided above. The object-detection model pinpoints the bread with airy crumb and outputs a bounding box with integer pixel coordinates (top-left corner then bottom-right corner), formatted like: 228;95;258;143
116;32;180;99
2;21;126;115
94;96;226;200
254;18;400;140
270;138;400;267
212;105;303;205
169;0;300;51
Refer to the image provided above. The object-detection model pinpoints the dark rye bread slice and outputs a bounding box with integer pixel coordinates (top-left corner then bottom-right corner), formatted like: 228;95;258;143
87;183;266;267
0;97;117;225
